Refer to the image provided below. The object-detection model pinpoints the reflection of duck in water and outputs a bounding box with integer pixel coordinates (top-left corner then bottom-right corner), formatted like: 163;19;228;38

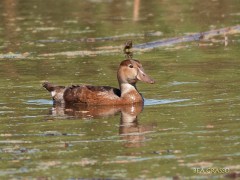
119;105;155;148
43;59;154;105
49;103;154;148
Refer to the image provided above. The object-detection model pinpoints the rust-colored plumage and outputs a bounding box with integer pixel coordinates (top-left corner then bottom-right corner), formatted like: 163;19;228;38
43;59;154;105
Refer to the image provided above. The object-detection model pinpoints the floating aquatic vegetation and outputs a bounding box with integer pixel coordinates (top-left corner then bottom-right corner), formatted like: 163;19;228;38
0;140;32;144
39;49;120;57
28;27;60;31
0;52;30;59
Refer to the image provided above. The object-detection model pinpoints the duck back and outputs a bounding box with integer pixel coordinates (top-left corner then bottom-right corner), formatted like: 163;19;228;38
63;85;121;105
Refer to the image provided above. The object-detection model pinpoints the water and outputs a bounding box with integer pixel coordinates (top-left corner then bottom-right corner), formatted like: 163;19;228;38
0;0;240;179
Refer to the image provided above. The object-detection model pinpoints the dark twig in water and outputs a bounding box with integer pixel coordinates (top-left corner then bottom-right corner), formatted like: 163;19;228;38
38;25;240;58
134;25;240;49
123;40;133;59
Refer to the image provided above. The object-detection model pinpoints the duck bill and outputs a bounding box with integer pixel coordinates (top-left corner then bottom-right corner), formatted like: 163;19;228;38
137;68;155;84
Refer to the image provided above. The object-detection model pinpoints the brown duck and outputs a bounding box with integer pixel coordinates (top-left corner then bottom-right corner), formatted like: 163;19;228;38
43;59;154;105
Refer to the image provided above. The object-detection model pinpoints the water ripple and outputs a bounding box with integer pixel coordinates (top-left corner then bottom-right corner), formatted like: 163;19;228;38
144;98;190;106
26;99;52;105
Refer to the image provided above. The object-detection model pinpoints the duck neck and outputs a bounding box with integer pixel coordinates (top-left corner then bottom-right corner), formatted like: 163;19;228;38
119;83;143;103
119;82;136;94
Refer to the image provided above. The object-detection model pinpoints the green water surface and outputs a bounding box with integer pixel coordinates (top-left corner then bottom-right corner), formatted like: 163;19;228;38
0;0;240;179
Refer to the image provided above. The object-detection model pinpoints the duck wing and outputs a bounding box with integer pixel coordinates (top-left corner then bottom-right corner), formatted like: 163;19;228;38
63;85;121;105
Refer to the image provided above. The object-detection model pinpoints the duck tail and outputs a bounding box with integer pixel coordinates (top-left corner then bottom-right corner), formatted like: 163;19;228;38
43;81;66;103
42;81;56;92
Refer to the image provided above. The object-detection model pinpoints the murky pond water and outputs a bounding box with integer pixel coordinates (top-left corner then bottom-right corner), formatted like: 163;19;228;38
0;0;240;179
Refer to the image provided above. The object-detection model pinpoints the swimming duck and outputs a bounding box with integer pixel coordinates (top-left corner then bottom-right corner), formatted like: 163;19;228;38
43;59;154;105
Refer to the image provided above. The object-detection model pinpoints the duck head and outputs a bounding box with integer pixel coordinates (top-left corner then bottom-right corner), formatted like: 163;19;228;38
117;59;155;86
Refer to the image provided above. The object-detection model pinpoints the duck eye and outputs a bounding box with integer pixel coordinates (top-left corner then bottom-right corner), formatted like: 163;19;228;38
128;64;133;68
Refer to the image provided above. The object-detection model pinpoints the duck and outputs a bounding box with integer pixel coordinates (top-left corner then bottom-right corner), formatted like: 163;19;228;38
43;59;155;105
